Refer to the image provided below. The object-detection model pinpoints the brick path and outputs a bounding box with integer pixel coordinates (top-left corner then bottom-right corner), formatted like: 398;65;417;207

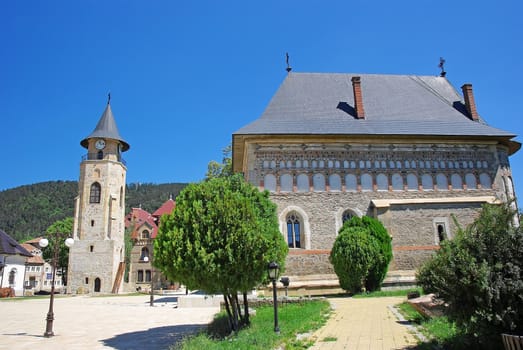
308;296;419;350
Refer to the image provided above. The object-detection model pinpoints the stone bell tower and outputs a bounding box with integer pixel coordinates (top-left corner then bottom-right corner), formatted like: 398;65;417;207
68;96;130;294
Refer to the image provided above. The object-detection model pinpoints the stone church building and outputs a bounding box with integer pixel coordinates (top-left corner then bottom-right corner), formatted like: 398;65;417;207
232;71;520;281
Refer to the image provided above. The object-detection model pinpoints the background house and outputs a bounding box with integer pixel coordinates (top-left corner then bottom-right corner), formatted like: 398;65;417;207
0;229;32;296
125;197;177;292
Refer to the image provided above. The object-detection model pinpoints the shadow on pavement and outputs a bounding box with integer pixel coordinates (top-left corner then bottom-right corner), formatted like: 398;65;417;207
102;324;205;350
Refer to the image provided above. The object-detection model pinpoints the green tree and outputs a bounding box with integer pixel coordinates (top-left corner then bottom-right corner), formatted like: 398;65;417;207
123;226;133;283
344;216;392;291
330;216;392;293
154;174;288;332
45;217;74;286
205;145;232;179
417;203;523;348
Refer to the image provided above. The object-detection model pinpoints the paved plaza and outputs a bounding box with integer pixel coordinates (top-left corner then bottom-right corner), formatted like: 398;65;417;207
0;294;219;350
1;294;420;350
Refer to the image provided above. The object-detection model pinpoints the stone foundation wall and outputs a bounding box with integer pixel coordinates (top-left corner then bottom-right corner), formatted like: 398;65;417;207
285;251;333;276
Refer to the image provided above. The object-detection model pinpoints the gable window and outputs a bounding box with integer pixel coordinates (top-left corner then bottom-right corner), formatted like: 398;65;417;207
89;182;101;203
142;230;150;239
286;213;302;248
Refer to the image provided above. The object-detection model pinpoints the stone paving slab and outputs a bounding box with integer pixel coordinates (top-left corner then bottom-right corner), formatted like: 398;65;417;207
308;296;419;350
0;294;220;350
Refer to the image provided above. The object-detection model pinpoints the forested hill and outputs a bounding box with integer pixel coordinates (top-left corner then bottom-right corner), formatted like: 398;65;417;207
0;181;187;242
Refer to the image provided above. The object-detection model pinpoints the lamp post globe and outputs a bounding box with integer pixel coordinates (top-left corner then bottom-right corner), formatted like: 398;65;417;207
39;238;49;248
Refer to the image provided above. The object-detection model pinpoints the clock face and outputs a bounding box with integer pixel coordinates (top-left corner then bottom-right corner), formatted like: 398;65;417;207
95;139;106;150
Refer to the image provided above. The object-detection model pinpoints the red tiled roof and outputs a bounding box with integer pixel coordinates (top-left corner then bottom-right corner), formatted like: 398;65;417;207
153;199;175;217
20;243;44;264
126;207;158;239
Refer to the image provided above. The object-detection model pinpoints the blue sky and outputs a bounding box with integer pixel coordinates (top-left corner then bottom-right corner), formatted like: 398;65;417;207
1;1;522;202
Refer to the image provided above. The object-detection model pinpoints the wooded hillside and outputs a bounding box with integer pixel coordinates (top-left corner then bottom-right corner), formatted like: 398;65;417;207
0;181;187;242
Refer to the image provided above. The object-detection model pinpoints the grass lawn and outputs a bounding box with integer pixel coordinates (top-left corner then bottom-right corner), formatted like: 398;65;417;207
396;301;469;349
352;288;422;298
177;299;331;350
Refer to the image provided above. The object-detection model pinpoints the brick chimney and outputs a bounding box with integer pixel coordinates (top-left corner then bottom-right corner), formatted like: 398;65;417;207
351;76;365;119
461;83;479;121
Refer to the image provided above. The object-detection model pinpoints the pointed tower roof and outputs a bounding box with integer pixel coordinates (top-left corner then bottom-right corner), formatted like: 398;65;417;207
80;97;130;151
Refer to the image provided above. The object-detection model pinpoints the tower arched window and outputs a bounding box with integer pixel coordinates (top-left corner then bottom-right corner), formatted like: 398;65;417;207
140;247;149;261
89;182;101;203
286;212;302;248
97;150;103;160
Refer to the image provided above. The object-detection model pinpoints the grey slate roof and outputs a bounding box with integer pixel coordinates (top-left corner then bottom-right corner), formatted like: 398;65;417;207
0;229;32;257
81;102;130;151
234;72;515;138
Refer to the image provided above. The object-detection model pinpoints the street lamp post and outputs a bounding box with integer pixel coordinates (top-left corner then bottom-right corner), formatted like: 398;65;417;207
268;261;280;334
143;256;154;306
39;234;74;338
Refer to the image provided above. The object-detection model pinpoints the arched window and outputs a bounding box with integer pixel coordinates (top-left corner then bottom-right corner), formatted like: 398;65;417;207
406;173;418;190
313;174;326;191
391;173;403;191
296;174;309;192
437;224;447;243
264;174;276;192
97;150;103;160
8;268;17;286
140;247;149;261
280;174;293;192
286;213;302;248
451;174;463;190
329;174;342;191
376;174;388;191
142;230;150;239
361;173;373;191
342;209;355;224
421;174;433;191
465;173;477;190
345;174;357;191
89;182;101;203
436;173;448;190
479;173;492;189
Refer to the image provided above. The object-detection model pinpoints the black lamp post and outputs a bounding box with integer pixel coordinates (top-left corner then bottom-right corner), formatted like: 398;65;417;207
268;261;280;334
143;256;154;307
39;234;74;338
